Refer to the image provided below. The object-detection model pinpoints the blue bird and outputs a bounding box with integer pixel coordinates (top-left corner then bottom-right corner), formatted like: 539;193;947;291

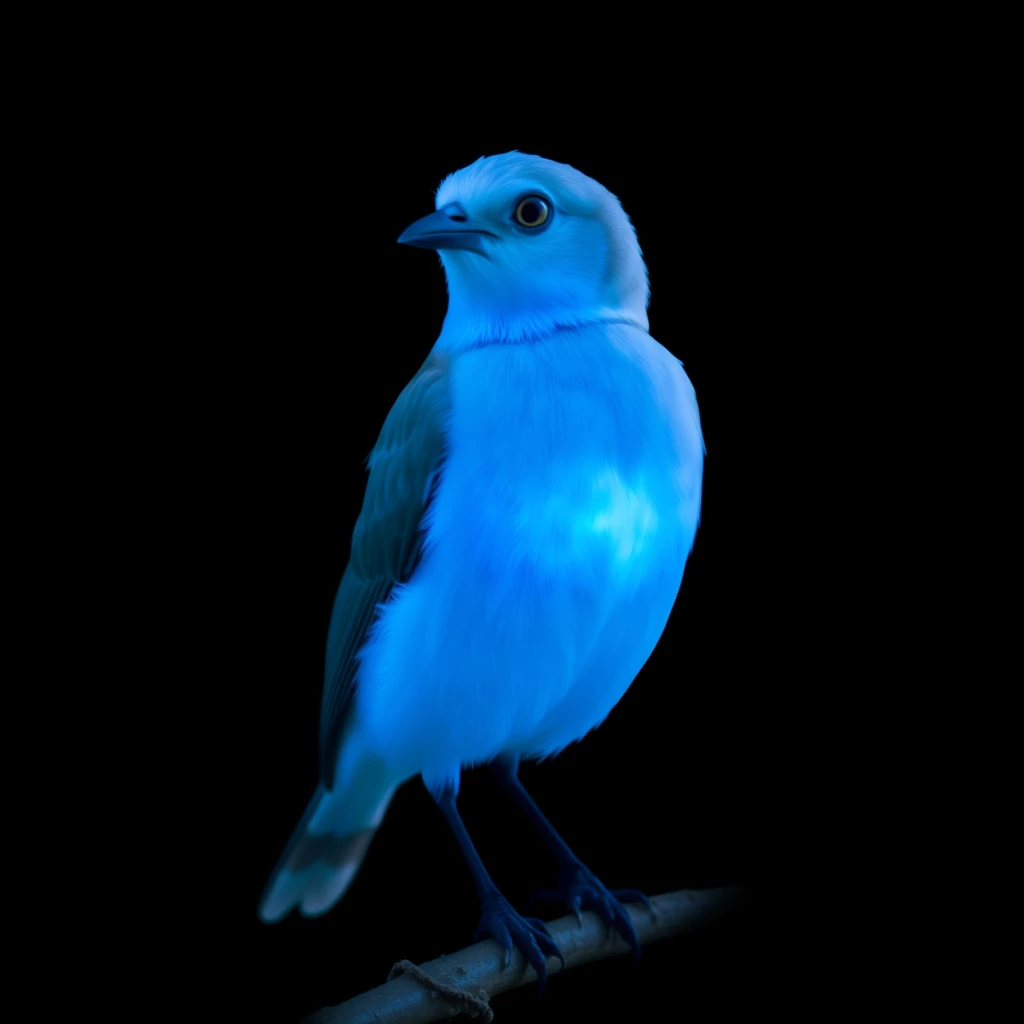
259;152;705;988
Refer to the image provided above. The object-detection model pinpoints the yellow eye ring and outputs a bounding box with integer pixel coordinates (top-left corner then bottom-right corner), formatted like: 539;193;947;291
514;196;550;228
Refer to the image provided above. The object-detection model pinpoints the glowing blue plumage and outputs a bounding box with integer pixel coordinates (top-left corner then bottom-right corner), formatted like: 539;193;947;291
260;153;704;977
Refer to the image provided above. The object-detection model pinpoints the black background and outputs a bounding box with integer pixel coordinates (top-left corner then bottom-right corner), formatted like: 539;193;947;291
148;95;870;1021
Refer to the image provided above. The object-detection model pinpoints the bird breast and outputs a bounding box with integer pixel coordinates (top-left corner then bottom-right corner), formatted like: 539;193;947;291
433;322;702;588
354;321;702;784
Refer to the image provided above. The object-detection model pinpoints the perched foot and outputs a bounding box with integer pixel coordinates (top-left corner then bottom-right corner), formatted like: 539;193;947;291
474;890;564;993
529;864;651;962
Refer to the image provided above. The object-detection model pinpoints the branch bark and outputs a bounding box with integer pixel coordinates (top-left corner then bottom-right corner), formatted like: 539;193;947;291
305;886;746;1024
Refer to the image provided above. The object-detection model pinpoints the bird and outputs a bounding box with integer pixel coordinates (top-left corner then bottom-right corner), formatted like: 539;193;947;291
259;152;705;990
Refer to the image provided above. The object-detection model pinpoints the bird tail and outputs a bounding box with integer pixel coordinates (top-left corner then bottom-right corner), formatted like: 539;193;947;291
259;757;397;923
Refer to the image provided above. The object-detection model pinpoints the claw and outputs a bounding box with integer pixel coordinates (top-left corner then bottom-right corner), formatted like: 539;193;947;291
526;865;648;964
525;934;548;994
524;918;565;971
475;918;512;968
474;892;563;993
534;964;547;995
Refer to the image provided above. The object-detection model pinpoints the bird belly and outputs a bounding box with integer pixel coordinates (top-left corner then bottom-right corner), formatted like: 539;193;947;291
353;327;702;793
355;469;695;793
512;558;685;759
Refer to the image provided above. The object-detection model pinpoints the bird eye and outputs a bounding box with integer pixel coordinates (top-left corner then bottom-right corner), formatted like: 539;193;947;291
514;196;550;228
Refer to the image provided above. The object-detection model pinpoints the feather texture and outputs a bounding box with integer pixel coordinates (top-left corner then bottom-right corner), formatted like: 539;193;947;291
262;152;704;922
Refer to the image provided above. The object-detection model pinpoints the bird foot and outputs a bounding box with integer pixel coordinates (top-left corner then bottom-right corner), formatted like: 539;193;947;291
529;865;650;962
474;890;564;994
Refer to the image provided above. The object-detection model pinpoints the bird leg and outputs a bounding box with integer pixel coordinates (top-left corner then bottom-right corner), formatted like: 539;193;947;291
432;781;563;991
492;755;650;960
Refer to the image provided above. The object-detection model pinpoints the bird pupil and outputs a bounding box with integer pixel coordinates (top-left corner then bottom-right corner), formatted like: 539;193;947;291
523;202;539;222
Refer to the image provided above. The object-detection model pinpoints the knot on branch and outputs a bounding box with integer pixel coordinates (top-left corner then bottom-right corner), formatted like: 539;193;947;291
387;959;493;1022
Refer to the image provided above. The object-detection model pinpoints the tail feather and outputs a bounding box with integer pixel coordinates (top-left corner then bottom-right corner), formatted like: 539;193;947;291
259;759;396;923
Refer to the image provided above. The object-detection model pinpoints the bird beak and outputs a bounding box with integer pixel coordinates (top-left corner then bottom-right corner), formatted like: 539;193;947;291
397;203;498;256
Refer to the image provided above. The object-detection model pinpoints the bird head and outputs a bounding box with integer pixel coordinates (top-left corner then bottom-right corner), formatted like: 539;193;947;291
398;152;649;346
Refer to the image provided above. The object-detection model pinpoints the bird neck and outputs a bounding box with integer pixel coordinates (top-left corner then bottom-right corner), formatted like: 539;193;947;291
435;303;649;351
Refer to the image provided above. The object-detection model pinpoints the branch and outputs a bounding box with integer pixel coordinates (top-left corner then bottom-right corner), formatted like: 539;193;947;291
305;886;746;1024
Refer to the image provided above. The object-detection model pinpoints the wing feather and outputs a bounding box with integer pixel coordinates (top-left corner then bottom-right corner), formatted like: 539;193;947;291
318;354;450;788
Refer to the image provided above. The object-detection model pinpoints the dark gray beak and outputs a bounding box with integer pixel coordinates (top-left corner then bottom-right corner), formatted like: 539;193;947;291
397;202;498;256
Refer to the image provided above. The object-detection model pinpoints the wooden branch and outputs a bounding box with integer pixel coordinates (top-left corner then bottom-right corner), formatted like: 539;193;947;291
305;886;746;1024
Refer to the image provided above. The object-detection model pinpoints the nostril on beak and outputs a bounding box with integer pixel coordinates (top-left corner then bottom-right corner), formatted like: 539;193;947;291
449;213;467;222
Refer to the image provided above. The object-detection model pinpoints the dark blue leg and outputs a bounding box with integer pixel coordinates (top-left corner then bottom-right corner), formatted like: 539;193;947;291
433;781;563;992
492;755;650;961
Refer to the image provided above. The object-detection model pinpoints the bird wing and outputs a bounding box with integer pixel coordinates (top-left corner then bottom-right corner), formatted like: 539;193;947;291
318;353;450;789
